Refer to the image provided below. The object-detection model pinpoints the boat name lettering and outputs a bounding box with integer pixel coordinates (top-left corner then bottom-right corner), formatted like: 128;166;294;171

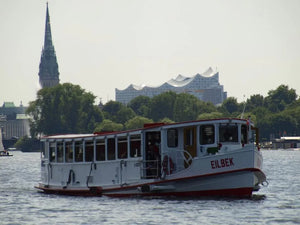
210;158;234;169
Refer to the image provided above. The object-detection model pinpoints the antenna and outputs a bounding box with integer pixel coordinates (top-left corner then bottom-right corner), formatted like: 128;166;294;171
240;95;247;119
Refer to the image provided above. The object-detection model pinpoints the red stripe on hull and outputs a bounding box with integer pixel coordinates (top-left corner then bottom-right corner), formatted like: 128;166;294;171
35;186;102;197
102;187;253;198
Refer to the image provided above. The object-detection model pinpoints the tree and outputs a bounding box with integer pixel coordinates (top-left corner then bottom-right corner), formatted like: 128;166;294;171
159;117;174;123
173;93;202;122
219;97;241;115
246;94;265;111
125;116;153;130
149;91;177;121
102;101;124;122
128;96;151;117
94;119;123;132
116;107;136;124
27;83;103;136
265;85;298;112
197;112;223;120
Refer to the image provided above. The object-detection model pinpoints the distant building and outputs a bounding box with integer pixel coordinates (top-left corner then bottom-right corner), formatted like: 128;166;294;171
272;137;300;149
115;67;227;105
38;3;60;88
0;102;30;141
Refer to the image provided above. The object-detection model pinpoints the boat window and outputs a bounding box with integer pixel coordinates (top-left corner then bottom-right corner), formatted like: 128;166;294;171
241;125;248;144
219;124;238;142
49;142;56;162
75;141;83;162
65;141;73;163
185;128;194;146
167;129;178;147
85;141;94;162
57;142;63;163
107;138;116;160
118;136;128;159
130;134;141;157
96;139;105;161
200;125;215;145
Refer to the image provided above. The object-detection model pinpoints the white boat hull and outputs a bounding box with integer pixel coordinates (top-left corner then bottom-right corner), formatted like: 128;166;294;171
36;149;266;198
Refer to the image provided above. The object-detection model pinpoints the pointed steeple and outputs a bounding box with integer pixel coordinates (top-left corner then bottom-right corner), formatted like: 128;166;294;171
38;3;60;88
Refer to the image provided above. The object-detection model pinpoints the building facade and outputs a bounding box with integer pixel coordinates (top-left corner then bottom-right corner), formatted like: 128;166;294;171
115;67;227;105
0;102;30;141
38;3;60;88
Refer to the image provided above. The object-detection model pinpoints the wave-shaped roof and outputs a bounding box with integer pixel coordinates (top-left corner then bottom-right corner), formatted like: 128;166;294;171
116;67;218;91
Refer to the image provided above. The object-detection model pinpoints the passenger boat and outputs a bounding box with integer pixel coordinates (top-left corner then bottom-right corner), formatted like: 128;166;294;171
35;118;267;198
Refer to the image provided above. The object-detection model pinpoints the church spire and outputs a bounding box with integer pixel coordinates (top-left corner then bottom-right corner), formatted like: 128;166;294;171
38;3;60;88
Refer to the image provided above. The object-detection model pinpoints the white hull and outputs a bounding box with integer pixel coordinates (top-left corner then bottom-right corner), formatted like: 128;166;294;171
37;149;265;198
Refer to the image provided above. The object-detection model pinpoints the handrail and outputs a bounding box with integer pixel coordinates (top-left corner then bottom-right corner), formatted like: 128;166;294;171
162;149;193;174
140;149;194;179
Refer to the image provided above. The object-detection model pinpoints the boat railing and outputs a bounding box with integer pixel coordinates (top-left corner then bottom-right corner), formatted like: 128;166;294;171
162;149;193;174
141;159;161;179
140;149;194;179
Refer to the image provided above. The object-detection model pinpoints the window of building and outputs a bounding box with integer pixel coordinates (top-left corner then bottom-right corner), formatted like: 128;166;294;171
57;142;63;163
200;125;215;145
75;141;83;162
65;141;73;163
96;139;105;161
85;141;94;162
130;134;141;157
118;136;128;159
167;129;178;147
219;124;238;142
107;138;116;160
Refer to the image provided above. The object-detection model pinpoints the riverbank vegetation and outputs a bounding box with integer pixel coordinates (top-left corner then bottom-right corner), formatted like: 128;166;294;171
26;83;299;142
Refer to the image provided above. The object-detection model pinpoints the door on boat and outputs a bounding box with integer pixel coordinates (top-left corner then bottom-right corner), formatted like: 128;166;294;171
145;132;161;178
183;127;196;167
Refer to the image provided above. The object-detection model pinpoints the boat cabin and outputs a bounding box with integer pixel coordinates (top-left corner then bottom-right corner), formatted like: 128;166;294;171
40;118;257;186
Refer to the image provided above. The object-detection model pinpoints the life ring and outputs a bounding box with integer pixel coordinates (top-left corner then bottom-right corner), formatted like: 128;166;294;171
162;155;174;175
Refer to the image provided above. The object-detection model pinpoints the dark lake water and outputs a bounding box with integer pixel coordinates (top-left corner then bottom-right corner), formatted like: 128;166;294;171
0;150;299;225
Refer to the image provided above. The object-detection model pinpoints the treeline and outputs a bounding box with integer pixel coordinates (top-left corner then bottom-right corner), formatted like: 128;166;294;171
26;83;299;141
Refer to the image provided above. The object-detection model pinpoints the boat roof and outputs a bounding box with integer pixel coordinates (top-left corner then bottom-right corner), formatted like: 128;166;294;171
40;118;250;141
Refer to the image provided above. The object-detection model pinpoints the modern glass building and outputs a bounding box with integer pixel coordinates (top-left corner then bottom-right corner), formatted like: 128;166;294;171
115;67;227;105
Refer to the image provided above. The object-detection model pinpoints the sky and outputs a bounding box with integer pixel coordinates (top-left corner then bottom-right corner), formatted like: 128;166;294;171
0;0;300;106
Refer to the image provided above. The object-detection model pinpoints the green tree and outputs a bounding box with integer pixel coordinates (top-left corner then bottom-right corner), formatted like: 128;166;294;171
128;96;151;117
269;113;297;137
159;117;174;123
265;85;297;112
245;94;265;112
219;97;241;115
116;107;136;124
94;119;123;132
26;83;103;136
102;101;124;122
125;116;153;130
197;112;223;120
149;91;177;121
174;93;200;121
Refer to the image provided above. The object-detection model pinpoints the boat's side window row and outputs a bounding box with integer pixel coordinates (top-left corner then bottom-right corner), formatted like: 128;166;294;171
48;134;142;163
